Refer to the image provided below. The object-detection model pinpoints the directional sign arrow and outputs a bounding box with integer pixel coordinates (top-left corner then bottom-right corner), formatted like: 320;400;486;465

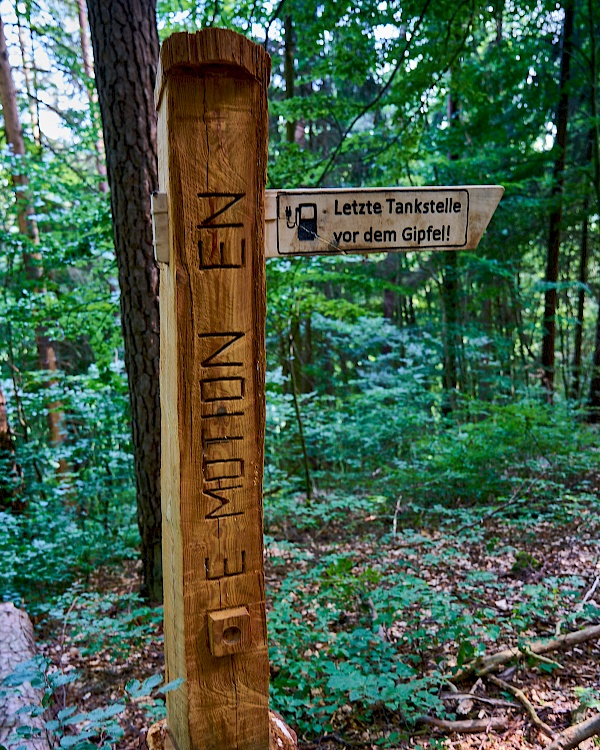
264;185;503;258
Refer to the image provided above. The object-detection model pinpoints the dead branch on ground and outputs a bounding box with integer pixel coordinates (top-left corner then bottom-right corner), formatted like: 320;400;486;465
453;623;600;681
545;712;600;750
419;716;507;733
487;674;555;739
439;691;515;708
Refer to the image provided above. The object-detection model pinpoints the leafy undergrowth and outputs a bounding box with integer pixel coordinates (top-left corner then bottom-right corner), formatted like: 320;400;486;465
27;473;600;750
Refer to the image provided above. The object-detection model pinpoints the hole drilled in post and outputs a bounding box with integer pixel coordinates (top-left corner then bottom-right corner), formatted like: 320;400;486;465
223;626;242;645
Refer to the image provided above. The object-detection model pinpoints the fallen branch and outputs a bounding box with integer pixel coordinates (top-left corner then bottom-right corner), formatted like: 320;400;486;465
520;645;564;671
420;716;506;733
453;624;600;681
487;675;555;739
575;576;600;613
439;691;515;708
545;712;600;750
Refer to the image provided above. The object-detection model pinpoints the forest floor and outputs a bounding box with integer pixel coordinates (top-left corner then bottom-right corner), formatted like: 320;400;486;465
35;490;600;750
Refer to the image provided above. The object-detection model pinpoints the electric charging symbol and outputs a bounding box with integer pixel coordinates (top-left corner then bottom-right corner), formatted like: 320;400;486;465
285;203;318;241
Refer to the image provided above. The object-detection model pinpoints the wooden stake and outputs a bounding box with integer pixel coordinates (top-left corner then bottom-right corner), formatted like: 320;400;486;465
155;30;271;750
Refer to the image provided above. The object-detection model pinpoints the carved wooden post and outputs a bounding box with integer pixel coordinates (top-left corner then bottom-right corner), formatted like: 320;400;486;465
155;30;271;750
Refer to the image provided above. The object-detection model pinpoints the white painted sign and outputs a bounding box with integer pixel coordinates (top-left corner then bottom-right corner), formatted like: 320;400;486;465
264;186;503;258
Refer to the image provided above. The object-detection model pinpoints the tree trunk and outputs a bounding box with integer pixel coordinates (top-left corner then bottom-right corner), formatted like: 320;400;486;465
76;0;108;193
15;5;40;149
541;0;575;398
586;0;600;418
571;192;589;399
0;12;39;244
0;384;24;510
284;14;295;144
441;88;461;413
441;250;459;412
588;296;600;420
381;252;399;326
0;603;50;750
85;0;162;602
0;11;65;453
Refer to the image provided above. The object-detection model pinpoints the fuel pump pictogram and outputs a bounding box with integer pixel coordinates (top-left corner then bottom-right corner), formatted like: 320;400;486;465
285;203;318;241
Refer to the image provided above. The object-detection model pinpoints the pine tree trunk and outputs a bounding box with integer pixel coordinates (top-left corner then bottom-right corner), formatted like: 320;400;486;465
541;0;575;398
85;0;162;602
76;0;108;193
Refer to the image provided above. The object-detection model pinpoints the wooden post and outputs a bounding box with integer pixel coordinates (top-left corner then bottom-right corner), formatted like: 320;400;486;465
155;30;271;750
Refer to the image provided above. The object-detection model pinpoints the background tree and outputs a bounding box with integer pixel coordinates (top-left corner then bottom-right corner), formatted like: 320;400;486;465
540;0;575;398
0;10;65;460
85;0;162;602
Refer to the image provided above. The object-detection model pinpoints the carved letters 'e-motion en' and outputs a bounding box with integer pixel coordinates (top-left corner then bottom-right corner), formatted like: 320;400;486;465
156;30;271;750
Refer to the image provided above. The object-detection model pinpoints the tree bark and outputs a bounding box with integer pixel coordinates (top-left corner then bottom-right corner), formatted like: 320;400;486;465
541;0;575;398
0;603;50;750
76;0;108;193
85;0;162;602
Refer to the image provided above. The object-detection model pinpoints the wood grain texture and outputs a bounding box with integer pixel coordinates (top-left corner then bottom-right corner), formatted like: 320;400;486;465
157;30;271;750
147;713;297;750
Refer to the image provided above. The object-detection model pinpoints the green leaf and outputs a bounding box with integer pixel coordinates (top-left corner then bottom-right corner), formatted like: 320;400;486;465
141;674;164;693
85;704;126;722
57;706;78;721
15;726;41;737
60;732;95;748
158;678;184;694
51;673;79;688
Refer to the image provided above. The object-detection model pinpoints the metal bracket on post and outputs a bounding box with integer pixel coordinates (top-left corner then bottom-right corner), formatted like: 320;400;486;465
151;192;169;264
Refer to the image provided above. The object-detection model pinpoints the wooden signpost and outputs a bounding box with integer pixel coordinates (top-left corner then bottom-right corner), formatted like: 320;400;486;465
153;27;502;750
155;30;271;750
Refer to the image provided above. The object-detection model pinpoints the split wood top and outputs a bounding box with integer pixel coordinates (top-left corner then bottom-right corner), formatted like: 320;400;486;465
155;29;271;109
